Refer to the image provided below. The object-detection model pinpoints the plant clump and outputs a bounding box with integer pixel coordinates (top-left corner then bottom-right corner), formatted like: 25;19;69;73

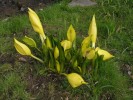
13;8;130;99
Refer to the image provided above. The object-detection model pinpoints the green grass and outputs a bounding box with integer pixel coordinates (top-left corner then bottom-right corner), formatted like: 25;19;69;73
0;0;133;99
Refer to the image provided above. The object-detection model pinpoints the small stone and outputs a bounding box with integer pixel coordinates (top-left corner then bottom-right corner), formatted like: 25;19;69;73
129;87;133;91
20;7;25;12
2;18;9;22
19;57;27;62
68;0;97;7
128;71;132;75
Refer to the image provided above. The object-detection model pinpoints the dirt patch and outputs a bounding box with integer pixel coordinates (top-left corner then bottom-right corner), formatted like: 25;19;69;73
0;0;61;19
0;53;15;64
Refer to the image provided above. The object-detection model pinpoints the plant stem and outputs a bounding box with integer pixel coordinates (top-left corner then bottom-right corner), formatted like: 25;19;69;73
35;47;41;53
31;54;44;63
60;73;67;76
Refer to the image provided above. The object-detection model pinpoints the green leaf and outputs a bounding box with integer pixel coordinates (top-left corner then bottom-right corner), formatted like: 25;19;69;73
81;59;90;75
49;50;55;70
23;36;37;48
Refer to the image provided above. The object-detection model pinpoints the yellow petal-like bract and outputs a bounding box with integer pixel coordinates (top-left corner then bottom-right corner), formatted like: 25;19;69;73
67;25;76;42
61;40;72;51
82;47;90;57
86;49;95;60
54;46;59;59
81;36;91;46
66;73;88;88
96;47;114;60
46;37;52;49
28;8;46;42
81;36;91;57
88;15;97;48
14;38;31;56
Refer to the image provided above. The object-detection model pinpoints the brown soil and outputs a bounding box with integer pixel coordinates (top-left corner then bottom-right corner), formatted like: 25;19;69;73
0;0;59;19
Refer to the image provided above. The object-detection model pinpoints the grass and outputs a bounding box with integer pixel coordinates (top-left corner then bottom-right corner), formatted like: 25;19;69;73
0;0;133;99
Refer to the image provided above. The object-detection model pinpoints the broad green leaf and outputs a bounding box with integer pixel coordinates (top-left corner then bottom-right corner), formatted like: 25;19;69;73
55;60;60;73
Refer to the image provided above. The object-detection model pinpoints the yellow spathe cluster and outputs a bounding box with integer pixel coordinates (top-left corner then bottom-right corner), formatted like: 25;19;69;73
82;15;114;61
61;24;76;51
14;8;115;88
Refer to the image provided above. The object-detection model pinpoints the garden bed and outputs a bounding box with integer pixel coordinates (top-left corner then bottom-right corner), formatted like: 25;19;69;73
0;0;133;99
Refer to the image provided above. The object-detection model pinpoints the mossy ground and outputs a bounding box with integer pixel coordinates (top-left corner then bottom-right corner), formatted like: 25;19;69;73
0;0;133;99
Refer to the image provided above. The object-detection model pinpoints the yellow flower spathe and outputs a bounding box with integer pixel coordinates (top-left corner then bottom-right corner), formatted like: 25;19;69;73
61;40;72;51
14;38;32;56
28;8;46;43
14;38;44;63
66;73;88;88
81;36;91;57
81;47;95;59
54;46;59;59
88;15;97;48
96;47;114;60
86;48;95;60
46;37;52;49
81;45;89;57
81;36;91;46
67;25;76;42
